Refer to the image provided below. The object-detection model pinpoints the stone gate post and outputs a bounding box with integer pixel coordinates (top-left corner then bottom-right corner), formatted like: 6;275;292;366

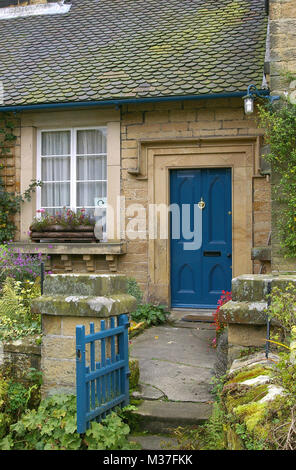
31;274;136;396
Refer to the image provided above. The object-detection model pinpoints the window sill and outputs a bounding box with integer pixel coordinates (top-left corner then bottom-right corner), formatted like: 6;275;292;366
11;241;127;256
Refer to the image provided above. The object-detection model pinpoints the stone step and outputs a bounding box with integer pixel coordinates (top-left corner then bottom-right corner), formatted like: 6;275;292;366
128;434;179;450
44;273;129;296
132;400;212;434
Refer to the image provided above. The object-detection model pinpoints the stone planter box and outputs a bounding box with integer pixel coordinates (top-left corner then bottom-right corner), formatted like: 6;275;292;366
30;224;97;243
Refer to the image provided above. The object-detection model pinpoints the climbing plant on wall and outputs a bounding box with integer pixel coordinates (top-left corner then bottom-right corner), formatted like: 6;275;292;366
0;113;41;243
259;99;296;257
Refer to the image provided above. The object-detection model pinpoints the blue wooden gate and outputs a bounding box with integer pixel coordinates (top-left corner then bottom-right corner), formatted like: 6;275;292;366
76;314;130;434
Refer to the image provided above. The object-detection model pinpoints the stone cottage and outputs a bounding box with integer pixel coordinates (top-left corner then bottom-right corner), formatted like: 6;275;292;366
0;0;284;309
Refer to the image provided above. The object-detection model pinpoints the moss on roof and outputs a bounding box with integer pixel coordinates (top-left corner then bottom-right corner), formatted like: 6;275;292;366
0;0;267;106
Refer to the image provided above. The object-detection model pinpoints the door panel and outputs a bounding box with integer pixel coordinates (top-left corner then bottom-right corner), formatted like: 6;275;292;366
170;168;232;309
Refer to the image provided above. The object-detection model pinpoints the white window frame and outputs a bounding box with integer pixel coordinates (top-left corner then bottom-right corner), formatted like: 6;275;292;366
36;126;108;214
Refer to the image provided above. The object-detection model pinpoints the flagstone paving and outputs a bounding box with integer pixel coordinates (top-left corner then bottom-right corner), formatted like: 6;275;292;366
130;314;217;435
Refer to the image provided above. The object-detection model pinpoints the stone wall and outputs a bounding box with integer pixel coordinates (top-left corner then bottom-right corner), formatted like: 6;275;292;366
269;0;296;95
0;336;41;379
269;0;296;271
219;273;296;363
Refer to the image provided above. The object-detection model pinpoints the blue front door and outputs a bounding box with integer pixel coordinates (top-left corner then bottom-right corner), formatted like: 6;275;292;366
170;168;232;309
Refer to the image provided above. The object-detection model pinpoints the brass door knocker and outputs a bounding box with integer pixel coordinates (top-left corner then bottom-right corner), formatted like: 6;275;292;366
198;197;206;210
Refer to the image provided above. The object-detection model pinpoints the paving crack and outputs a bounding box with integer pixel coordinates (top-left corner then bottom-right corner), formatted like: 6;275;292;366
147;357;214;369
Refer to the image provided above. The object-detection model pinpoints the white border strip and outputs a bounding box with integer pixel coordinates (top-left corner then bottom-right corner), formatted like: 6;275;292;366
0;2;71;20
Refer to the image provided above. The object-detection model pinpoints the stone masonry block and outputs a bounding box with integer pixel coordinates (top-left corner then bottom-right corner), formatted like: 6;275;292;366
231;274;273;302
219;300;268;325
43;273;129;297
42;336;76;360
42;315;61;335
228;324;267;347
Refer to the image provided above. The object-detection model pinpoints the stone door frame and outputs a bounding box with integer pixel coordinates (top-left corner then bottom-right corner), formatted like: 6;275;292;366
143;136;258;305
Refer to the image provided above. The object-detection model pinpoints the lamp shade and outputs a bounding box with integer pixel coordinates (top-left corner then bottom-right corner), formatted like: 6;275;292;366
244;96;254;115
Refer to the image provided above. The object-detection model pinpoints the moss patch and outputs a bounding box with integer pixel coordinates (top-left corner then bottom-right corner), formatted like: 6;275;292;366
234;402;267;434
129;359;140;391
227;366;270;384
222;383;269;412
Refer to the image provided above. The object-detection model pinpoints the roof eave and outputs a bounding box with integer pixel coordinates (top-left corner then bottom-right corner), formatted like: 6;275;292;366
0;90;270;113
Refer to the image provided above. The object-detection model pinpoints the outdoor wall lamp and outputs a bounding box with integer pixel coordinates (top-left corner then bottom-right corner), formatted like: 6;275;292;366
243;84;280;115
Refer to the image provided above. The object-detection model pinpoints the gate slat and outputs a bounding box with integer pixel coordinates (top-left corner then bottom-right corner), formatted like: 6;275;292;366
90;323;96;410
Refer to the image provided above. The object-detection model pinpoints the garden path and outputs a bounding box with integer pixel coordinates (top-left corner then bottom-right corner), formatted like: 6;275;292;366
129;310;217;443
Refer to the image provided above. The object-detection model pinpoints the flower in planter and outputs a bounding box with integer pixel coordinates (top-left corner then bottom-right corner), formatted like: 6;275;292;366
30;208;95;232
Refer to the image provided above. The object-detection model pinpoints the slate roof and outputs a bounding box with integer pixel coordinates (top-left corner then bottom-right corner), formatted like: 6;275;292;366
0;0;267;107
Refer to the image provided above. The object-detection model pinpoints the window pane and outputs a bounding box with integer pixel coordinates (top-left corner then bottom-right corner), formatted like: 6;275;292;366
77;155;107;181
41;182;70;207
77;181;107;207
41;131;71;156
44;208;71;217
77;129;107;154
41;156;70;181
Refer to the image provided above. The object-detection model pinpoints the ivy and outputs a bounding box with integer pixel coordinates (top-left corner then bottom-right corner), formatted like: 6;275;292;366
259;100;296;257
0;113;41;243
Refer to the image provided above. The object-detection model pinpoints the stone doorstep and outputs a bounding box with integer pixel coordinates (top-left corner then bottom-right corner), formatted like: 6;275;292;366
132;400;212;434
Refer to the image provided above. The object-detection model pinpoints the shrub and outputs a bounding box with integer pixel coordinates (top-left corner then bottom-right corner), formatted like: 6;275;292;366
127;278;169;328
258;101;296;257
130;303;169;326
0;368;41;439
0;244;49;285
127;277;143;306
0;113;41;244
0;277;41;341
267;283;296;341
0;394;136;450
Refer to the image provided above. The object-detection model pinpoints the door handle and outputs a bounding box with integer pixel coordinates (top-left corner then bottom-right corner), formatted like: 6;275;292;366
227;253;232;258
197;197;206;210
